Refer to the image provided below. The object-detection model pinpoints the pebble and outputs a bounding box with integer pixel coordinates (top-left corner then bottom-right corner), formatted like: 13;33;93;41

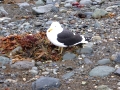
11;60;35;69
32;77;61;90
84;58;93;64
63;52;76;60
89;66;115;77
97;59;111;65
97;85;113;90
111;52;120;63
32;4;53;14
0;17;11;23
64;3;72;8
29;69;38;75
0;56;11;65
35;0;45;5
114;68;120;76
92;8;108;18
0;6;8;16
78;47;93;55
17;2;30;8
80;0;92;6
62;71;74;79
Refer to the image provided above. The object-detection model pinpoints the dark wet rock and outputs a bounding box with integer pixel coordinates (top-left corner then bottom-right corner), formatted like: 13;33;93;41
111;52;120;63
63;52;76;60
97;59;111;65
11;60;35;69
114;68;120;76
89;66;115;77
62;71;74;79
32;77;61;90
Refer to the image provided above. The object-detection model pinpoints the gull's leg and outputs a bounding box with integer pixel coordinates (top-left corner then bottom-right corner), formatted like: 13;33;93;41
60;47;63;54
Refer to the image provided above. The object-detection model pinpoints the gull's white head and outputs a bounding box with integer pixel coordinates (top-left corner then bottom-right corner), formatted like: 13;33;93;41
47;21;63;34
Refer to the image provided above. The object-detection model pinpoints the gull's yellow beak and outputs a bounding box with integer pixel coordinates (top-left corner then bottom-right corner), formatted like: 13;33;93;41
48;28;53;32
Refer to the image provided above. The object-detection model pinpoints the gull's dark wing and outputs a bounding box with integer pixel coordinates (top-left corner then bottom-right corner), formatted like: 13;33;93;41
57;30;74;39
57;34;83;46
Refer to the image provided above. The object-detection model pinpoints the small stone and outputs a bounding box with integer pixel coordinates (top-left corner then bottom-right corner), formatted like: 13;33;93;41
97;59;111;65
81;81;87;85
29;70;38;75
42;71;49;75
23;78;26;81
89;66;115;77
117;82;120;86
92;36;101;41
64;3;72;8
114;68;120;76
32;67;38;71
59;7;67;13
35;0;45;5
0;56;11;65
62;71;74;79
84;58;92;64
63;52;76;60
34;21;42;26
17;2;30;8
80;0;92;6
97;85;113;90
0;6;8;16
79;47;93;55
92;8;108;18
9;46;22;56
32;77;61;90
111;52;120;63
11;60;35;69
2;66;6;69
32;4;53;14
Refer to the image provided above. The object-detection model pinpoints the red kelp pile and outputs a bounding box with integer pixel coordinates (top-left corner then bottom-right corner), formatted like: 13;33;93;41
0;32;61;62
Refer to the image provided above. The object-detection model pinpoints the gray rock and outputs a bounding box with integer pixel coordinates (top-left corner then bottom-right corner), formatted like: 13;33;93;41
92;8;108;18
111;52;120;63
89;66;115;77
11;60;35;69
17;2;30;8
80;0;92;6
97;85;113;90
0;56;11;65
0;6;8;16
32;77;61;90
32;4;53;14
63;52;76;60
84;58;92;64
62;71;74;79
65;0;77;3
64;3;72;8
0;17;11;23
46;0;53;4
35;0;45;5
114;68;120;76
79;47;93;55
29;70;38;75
97;59;111;65
59;7;67;13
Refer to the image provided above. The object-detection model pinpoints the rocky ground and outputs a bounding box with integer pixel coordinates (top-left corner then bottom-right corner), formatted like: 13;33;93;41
0;0;120;90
